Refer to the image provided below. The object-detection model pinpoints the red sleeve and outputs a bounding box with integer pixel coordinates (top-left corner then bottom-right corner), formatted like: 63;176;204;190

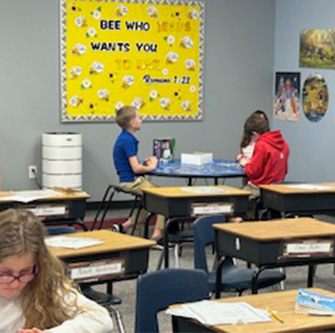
244;144;265;179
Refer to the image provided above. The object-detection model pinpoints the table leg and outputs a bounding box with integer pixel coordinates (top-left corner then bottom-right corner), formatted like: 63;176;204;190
251;269;262;294
308;264;315;287
164;218;171;268
107;281;122;304
144;213;152;239
215;258;223;299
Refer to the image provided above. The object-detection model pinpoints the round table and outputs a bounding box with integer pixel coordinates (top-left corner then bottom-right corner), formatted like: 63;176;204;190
149;159;245;185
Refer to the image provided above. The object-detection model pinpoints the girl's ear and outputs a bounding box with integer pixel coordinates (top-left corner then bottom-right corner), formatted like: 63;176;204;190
252;131;261;140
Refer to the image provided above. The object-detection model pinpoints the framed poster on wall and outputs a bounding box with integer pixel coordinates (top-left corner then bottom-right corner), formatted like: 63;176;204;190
60;0;205;122
274;72;300;122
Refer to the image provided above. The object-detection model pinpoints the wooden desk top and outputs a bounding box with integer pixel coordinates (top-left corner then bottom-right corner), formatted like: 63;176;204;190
48;230;156;259
142;186;251;198
187;288;335;332
214;218;335;241
260;182;335;194
0;189;90;202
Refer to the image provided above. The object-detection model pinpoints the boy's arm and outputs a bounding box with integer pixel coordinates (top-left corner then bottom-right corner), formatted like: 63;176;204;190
129;156;158;174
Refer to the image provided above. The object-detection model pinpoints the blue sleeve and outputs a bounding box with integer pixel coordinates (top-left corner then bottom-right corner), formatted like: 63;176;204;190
124;140;137;158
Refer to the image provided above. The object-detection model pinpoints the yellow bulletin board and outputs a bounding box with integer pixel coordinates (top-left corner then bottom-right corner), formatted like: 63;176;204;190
60;0;205;122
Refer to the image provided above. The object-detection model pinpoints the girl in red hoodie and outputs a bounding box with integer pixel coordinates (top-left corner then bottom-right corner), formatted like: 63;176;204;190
239;111;289;219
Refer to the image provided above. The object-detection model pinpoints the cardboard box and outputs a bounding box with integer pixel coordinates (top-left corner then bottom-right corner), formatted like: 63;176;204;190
153;138;175;163
181;152;213;165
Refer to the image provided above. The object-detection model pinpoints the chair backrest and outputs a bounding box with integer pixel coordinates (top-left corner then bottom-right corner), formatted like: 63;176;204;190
135;268;209;333
193;215;226;272
46;226;77;235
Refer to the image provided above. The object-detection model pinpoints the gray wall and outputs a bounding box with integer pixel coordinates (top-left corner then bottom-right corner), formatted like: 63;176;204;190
0;0;275;201
274;0;335;182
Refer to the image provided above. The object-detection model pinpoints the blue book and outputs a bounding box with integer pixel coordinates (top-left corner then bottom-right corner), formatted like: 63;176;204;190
296;289;335;315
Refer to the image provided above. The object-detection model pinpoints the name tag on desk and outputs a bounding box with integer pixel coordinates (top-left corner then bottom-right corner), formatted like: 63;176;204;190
17;204;69;218
191;202;234;216
282;239;334;258
67;259;125;283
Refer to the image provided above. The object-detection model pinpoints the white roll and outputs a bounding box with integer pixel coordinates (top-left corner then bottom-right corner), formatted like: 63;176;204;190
42;133;82;147
42;146;82;160
43;160;82;174
43;174;82;189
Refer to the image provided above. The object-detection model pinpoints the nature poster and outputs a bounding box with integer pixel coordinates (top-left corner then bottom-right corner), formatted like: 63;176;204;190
300;29;335;69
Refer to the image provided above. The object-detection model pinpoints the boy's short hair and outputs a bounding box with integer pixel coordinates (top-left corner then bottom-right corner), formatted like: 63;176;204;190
115;106;137;128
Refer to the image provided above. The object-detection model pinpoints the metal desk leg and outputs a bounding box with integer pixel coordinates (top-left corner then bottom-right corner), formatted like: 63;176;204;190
215;258;223;299
251;269;262;294
164;218;172;268
308;264;315;287
143;213;152;239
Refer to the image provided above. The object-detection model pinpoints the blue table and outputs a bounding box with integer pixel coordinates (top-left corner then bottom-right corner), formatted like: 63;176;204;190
149;159;245;185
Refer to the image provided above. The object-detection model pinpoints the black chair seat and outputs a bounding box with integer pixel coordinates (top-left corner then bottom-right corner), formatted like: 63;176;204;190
207;266;285;291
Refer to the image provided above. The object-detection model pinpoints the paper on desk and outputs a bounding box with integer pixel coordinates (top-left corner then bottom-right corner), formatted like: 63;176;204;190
45;236;103;249
180;186;228;194
166;300;271;326
0;189;61;203
284;184;331;191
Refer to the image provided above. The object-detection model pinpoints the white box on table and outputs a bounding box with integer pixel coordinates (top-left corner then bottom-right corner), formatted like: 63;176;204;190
181;152;213;165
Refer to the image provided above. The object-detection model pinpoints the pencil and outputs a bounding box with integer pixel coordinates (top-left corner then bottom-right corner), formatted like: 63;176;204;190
268;308;284;324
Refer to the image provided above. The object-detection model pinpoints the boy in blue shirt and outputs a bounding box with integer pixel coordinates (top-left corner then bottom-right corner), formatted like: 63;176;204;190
112;106;164;240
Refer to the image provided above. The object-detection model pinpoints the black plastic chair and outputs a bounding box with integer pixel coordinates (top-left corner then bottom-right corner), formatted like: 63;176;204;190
135;268;210;333
193;215;286;296
156;218;195;269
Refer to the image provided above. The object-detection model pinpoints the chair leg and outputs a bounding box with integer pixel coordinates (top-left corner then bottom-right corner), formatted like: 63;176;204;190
156;250;164;270
97;190;117;230
127;194;140;218
279;268;285;290
107;305;127;333
130;198;143;236
91;185;113;230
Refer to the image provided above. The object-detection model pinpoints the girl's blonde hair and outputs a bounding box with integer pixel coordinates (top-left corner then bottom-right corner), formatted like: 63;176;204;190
0;209;77;329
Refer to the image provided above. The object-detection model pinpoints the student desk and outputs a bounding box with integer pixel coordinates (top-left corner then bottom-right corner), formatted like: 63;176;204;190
149;159;245;185
0;190;90;230
214;218;335;296
142;186;251;268
172;288;335;332
49;230;155;290
260;182;335;217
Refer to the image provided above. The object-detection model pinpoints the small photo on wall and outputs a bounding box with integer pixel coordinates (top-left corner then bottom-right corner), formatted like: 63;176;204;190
274;72;300;121
302;73;328;122
300;29;335;69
